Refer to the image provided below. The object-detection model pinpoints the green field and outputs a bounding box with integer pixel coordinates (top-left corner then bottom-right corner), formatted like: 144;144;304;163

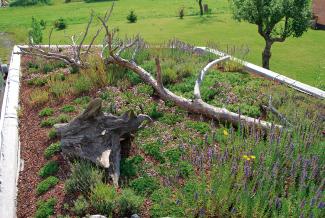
0;0;324;87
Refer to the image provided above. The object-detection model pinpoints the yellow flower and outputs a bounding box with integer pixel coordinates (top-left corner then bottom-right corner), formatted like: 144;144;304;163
246;158;251;161
250;155;256;159
223;130;229;136
242;155;248;159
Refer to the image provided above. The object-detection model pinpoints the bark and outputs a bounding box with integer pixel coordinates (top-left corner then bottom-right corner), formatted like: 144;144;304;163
262;39;273;69
198;0;204;16
55;98;151;186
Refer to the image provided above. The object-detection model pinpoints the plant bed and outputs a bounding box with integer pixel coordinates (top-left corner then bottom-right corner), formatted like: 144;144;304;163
17;47;325;217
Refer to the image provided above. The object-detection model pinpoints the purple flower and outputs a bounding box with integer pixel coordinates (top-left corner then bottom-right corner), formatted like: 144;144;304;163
318;202;325;209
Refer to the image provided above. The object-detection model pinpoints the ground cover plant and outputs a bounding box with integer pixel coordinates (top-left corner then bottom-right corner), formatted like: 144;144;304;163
0;0;324;87
16;44;325;217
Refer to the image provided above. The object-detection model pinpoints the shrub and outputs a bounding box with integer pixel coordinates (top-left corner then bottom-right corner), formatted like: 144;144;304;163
39;160;59;178
61;105;75;113
178;8;185;19
41;117;56;127
142;142;165;163
65;160;104;195
36;176;59;195
44;142;61;159
117;188;144;217
27;77;47;87
35;198;57;218
158;113;183;125
149;104;164;119
130;176;159;196
127;11;137;23
90;183;117;216
72;195;89;216
39;107;54;117
42;63;55;73
30;89;49;106
10;0;52;7
48;129;57;139
54;18;67;30
164;148;182;164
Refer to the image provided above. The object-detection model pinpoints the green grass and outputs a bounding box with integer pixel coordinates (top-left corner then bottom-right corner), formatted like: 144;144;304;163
0;0;324;87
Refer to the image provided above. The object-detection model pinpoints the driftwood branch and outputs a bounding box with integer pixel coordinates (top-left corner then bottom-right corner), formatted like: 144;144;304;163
194;55;230;99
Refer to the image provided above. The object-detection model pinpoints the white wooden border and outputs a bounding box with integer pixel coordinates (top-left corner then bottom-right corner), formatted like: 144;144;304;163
0;46;21;218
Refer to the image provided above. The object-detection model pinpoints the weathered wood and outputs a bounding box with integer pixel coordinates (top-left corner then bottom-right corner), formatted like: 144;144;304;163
55;99;151;186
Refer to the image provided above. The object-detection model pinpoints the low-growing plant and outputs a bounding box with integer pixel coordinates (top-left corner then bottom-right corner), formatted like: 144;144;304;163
39;107;54;117
142;142;165;163
185;120;210;134
149;104;164;119
48;128;57;139
127;10;137;23
130;176;160;196
30;89;49;106
71;75;92;95
41;117;56;127
120;155;144;178
57;114;70;123
74;96;91;105
36;176;59;195
137;83;153;96
90;183;117;216
54;18;67;30
178;161;193;178
72;195;89;216
158;113;183;125
35;198;57;218
61;105;75;113
48;76;70;98
44;142;61;159
27;77;47;87
39;160;59;178
65;160;104;195
164;148;182;164
117;188;144;217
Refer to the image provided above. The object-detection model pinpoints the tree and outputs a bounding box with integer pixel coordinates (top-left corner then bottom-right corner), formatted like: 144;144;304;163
197;0;204;16
231;0;310;69
29;17;43;44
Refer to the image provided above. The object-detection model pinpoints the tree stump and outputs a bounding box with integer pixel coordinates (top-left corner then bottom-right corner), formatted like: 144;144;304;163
55;98;151;186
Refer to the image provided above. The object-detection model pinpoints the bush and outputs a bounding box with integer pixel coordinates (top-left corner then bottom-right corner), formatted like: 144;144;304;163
36;176;59;195
90;183;117;216
54;18;67;30
117;189;144;217
65;160;104;195
44;142;61;159
35;198;57;218
130;176;159;196
41;117;57;127
127;11;137;23
39;107;54;117
39;160;59;178
10;0;51;7
30;89;49;106
48;129;57;139
149;104;164;119
72;195;89;216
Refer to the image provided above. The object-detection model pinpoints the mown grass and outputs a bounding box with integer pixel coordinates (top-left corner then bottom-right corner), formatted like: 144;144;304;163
0;0;324;87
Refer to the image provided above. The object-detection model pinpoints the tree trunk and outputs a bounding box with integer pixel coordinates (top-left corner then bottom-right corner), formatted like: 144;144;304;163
198;0;204;16
262;40;273;69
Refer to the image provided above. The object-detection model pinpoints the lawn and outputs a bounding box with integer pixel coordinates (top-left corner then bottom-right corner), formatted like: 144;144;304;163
0;0;324;87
